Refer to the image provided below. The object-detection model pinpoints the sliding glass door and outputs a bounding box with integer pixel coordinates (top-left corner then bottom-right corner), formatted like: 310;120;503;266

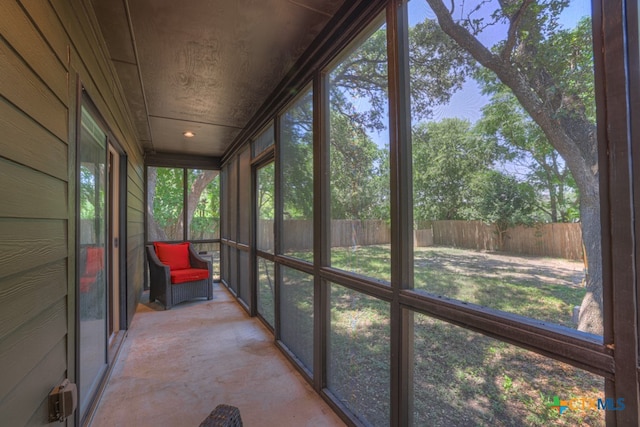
78;104;108;420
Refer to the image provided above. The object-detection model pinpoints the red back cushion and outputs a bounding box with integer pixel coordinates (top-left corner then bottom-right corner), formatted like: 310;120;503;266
154;242;190;270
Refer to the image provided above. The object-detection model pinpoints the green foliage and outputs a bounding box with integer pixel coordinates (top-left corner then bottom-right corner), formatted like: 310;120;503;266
412;118;497;221
189;170;220;237
467;170;537;248
152;168;183;230
79;165;103;220
477;90;579;222
469;170;536;225
479;14;596;124
409;19;472;121
322;5;594;229
329;112;389;220
257;163;275;220
470;12;594;224
148;167;220;241
328;24;390;222
282;89;314;220
329;27;389;133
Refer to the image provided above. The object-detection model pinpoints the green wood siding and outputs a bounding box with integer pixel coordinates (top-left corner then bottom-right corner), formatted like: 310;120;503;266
0;0;145;425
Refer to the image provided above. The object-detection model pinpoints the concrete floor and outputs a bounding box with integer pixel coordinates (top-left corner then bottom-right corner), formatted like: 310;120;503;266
90;283;345;427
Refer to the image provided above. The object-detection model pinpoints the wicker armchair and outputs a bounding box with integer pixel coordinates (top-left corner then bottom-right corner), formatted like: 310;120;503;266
146;243;213;309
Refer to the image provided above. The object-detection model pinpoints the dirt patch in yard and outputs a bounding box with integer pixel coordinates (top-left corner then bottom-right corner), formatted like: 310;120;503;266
415;246;586;287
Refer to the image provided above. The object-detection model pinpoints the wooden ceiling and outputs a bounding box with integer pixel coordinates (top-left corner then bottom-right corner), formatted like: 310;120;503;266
91;0;346;157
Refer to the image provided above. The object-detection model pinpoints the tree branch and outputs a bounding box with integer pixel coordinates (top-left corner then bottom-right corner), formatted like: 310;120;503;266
501;0;534;62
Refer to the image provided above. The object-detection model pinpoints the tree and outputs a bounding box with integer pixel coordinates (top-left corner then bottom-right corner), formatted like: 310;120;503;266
281;90;314;220
413;118;497;222
329;112;388;220
468;170;537;249
148;167;184;240
423;0;602;333
329;28;389;133
185;169;219;237
477;89;579;222
189;170;220;239
257;163;275;219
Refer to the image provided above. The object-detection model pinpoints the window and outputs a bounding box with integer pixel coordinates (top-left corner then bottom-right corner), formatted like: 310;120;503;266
187;170;220;241
256;160;275;324
257;258;275;327
257;163;275;254
78;104;108;417
218;1;623;426
328;16;391;283
281;87;314;262
328;283;390;426
238;148;251;245
280;266;314;373
408;0;601;335
411;312;604;426
221;166;229;240
253;123;274;158
147;167;220;243
229;157;238;242
147;167;184;241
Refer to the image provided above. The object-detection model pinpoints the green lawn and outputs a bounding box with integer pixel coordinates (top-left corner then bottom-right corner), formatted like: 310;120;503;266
331;245;586;328
262;245;604;426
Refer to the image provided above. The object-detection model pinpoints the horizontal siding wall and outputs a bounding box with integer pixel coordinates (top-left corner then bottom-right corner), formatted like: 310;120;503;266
0;0;71;422
0;0;145;426
127;162;145;324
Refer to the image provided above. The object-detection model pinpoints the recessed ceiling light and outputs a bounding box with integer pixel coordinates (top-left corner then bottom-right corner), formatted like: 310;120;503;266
183;131;195;138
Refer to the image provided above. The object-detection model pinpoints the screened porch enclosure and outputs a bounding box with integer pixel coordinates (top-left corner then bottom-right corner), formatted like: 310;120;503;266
1;0;633;425
141;1;634;426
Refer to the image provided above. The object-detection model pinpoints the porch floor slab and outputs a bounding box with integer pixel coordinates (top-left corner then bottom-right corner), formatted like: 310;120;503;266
90;283;344;427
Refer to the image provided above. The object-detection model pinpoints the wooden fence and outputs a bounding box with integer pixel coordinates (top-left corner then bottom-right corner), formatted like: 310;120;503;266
260;219;584;260
266;219;391;252
416;220;583;260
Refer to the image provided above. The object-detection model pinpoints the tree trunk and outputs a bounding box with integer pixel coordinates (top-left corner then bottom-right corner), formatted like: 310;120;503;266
576;186;603;334
181;170;219;238
548;177;558;223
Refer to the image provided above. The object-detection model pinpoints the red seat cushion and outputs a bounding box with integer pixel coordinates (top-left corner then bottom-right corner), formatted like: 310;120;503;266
80;277;95;293
154;242;191;270
170;268;209;284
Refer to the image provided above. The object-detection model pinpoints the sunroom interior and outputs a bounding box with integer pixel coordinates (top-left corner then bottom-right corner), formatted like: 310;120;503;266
2;0;640;426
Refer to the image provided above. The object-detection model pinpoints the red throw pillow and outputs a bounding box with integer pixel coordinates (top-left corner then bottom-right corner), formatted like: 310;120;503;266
154;242;190;270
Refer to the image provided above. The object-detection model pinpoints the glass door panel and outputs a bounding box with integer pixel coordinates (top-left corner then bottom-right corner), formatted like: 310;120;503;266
78;105;108;419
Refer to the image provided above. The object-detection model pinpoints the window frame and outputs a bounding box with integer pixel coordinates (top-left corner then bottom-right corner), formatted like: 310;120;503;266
216;0;640;424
